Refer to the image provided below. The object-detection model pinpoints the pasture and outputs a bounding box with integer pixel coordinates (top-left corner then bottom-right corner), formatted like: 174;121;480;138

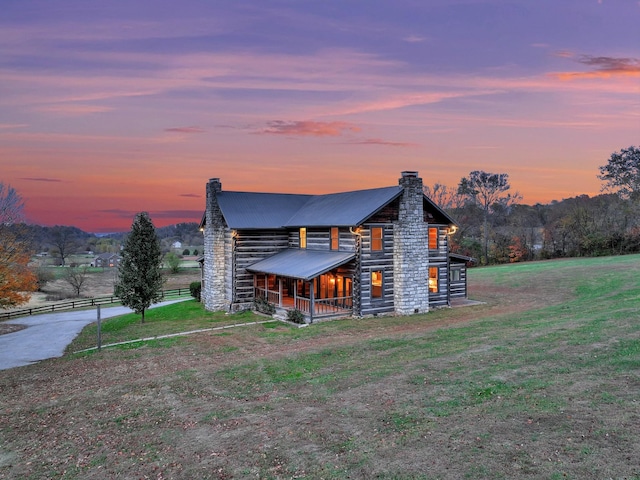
1;256;639;479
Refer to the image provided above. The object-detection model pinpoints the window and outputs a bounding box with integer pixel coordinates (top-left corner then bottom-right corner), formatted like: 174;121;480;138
428;267;439;293
371;270;383;298
429;227;438;250
299;227;307;249
450;268;461;282
331;227;339;250
371;227;383;251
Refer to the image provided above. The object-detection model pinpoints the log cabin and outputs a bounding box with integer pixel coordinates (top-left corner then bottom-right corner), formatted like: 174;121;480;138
200;171;471;322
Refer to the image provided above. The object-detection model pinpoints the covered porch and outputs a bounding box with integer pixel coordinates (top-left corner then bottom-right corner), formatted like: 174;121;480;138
247;249;355;322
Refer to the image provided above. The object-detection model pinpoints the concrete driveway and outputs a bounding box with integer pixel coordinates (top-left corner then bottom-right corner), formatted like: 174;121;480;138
0;299;188;371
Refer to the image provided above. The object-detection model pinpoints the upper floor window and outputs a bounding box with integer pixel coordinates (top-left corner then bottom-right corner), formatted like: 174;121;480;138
429;227;438;250
331;227;339;250
371;227;383;251
299;227;307;249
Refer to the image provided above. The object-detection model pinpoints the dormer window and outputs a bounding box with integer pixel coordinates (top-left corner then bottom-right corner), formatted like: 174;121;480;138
299;227;307;249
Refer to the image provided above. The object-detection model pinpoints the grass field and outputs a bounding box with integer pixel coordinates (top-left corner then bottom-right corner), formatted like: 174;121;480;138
1;255;639;479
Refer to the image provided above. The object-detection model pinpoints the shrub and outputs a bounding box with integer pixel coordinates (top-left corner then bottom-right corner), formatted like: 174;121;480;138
189;281;202;301
254;296;275;315
165;252;181;273
182;248;190;255
286;309;306;324
33;266;55;291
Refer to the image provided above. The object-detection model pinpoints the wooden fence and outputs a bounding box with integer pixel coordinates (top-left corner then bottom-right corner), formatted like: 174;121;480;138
0;288;192;321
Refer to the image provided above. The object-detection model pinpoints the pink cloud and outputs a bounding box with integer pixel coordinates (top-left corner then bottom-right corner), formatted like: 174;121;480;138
347;138;417;147
37;104;113;115
403;35;426;43
20;177;63;182
165;126;206;134
259;120;360;137
553;55;640;80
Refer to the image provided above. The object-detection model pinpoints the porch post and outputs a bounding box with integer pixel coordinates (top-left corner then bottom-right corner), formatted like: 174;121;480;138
309;280;315;323
278;277;283;307
294;279;298;310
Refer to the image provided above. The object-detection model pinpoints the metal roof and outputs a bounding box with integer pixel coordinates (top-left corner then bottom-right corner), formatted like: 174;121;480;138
283;186;403;227
449;253;477;263
210;185;457;229
246;249;356;281
216;191;312;229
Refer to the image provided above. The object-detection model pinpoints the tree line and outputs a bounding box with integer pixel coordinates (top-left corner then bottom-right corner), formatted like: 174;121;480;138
437;146;640;264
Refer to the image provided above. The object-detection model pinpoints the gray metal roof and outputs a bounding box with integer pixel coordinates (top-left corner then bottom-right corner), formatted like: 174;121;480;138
246;249;355;280
449;253;477;263
283;186;403;227
216;191;312;229
212;185;456;229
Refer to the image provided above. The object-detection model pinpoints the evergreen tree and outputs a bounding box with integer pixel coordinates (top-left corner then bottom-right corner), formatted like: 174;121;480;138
115;212;164;323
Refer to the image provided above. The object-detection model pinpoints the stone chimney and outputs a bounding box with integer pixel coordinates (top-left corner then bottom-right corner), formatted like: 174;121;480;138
203;178;227;311
393;171;429;314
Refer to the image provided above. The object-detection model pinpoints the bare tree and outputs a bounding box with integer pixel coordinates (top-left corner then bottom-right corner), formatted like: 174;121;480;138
63;265;90;297
0;182;24;225
50;226;78;266
423;182;466;212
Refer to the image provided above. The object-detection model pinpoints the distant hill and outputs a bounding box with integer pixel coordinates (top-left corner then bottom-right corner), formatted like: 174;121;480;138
15;222;202;258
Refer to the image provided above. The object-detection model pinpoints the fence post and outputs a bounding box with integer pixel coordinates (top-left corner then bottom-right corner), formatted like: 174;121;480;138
97;305;102;351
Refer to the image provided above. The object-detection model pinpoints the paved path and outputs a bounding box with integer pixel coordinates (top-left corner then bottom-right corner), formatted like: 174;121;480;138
0;299;189;371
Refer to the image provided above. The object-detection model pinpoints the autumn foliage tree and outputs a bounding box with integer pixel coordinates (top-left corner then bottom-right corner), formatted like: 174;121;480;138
0;183;37;308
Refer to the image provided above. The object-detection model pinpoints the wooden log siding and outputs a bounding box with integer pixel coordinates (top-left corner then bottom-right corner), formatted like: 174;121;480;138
231;229;289;309
427;225;450;308
449;266;467;299
360;224;395;316
289;228;356;252
428;262;449;308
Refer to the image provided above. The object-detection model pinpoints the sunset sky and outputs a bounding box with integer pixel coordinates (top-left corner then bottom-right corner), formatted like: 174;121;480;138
2;1;639;233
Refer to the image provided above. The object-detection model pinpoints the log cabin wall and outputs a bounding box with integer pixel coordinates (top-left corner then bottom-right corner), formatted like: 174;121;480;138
449;261;468;299
289;228;357;252
360;223;395;316
230;229;289;310
428;225;450;308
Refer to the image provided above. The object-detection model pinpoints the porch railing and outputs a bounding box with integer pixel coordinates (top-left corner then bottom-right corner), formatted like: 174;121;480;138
255;286;280;305
255;287;352;319
314;296;353;315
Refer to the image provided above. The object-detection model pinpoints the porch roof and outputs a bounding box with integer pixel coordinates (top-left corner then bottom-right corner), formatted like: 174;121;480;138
246;249;355;281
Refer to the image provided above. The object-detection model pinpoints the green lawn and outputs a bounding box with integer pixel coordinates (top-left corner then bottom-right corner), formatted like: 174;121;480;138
2;255;640;479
